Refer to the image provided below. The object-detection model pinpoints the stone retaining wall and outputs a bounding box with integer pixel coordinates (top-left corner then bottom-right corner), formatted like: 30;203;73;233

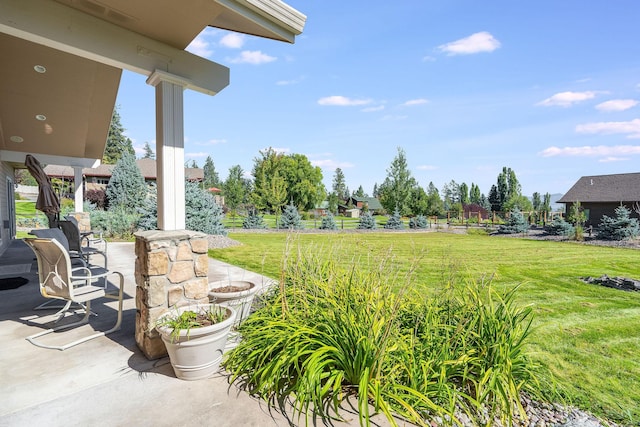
134;230;209;359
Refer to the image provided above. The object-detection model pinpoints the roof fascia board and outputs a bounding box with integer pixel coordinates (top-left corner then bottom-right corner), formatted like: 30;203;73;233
0;150;101;168
214;0;305;43
0;0;229;95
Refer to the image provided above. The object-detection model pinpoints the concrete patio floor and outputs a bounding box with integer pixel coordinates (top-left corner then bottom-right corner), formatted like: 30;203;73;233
0;238;397;427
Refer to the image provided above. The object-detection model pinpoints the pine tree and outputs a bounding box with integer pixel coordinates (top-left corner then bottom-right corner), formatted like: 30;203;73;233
243;210;267;229
279;204;304;230
409;215;428;229
185;181;226;235
357;211;377;229
384;209;404;229
544;217;574;236
203;156;220;189
103;107;135;164
142;142;155;159
598;206;640;240
137;182;158;231
377;147;416;215
497;209;528;234
319;212;338;230
106;152;146;213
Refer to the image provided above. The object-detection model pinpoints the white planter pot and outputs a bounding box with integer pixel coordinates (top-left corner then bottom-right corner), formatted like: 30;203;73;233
157;304;236;381
208;280;259;328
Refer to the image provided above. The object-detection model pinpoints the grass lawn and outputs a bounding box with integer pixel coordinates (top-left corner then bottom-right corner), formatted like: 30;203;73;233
210;231;640;424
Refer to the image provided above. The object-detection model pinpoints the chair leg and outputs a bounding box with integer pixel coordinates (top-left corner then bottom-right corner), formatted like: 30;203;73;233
25;271;125;351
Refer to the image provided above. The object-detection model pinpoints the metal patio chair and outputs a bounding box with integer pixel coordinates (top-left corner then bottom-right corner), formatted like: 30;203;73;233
59;219;107;269
23;237;124;351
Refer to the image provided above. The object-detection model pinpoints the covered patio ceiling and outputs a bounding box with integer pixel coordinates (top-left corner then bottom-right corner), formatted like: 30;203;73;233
0;0;305;168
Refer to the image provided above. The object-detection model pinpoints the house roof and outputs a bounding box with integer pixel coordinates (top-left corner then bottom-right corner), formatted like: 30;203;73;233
0;0;305;169
351;196;383;210
558;172;640;203
43;158;203;181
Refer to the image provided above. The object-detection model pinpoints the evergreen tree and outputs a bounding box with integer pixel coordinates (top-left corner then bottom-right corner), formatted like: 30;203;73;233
372;183;379;198
357;211;377;229
378;147;416;215
497;209;528;234
441;180;459;211
544;217;574;236
459;182;469;205
105;152;146;213
426;182;444;217
203;156;221;189
332;168;348;202
354;185;366;197
142;142;155;159
103;107;135;164
408;186;429;216
409;215;428;229
279;204;304;229
469;183;482;204
319;212;338;230
243;210;267;229
136;182;158;231
384;209;404;229
224;165;246;213
598;206;640;240
488;185;501;212
185;181;226;235
189;160;198;168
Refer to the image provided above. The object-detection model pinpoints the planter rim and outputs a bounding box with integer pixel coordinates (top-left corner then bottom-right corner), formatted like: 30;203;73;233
209;280;258;298
156;303;236;340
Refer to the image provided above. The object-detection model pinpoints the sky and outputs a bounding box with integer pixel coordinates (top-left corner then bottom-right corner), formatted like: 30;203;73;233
115;0;640;198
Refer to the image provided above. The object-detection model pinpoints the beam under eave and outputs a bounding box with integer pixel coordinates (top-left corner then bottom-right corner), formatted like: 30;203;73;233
0;150;101;168
0;0;229;96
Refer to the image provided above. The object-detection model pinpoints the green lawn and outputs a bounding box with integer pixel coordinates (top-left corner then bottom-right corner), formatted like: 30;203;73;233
210;231;640;424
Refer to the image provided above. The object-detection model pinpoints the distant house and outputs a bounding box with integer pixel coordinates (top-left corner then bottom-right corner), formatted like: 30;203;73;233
558;172;640;227
44;158;204;193
338;196;383;215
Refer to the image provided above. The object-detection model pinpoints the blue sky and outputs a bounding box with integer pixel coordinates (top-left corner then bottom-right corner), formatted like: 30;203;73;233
116;0;640;198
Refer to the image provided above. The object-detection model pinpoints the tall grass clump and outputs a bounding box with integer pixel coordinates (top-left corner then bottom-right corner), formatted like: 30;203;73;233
223;242;546;426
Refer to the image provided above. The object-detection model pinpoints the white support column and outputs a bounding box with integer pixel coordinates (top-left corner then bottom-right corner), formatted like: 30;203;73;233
73;166;83;213
147;70;186;230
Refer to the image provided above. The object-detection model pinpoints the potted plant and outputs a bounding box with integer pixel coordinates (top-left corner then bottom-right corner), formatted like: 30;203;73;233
156;303;236;381
209;280;260;351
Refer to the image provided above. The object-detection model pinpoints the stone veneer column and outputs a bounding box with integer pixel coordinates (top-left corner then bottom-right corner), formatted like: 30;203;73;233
67;212;91;233
134;229;210;360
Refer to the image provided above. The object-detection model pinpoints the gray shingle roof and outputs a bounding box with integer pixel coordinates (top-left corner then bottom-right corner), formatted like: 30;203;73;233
558;172;640;203
43;159;202;181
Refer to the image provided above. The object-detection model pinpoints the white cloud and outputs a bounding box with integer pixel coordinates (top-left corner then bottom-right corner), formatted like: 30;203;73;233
595;99;638;112
311;159;355;169
576;118;640;138
186;35;214;58
219;33;244;49
416;165;437;171
537;91;600;107
599;156;629;163
422;55;436;62
317;96;372;106
276;76;305;86
437;31;501;56
361;105;385;113
402;99;429;107
540;145;640;157
229;50;277;65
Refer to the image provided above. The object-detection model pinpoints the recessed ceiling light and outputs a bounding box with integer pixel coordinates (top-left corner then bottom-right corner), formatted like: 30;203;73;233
10;136;24;143
35;114;47;121
34;65;46;73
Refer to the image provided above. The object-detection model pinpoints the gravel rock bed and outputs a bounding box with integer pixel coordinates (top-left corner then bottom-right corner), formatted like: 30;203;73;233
207;234;243;249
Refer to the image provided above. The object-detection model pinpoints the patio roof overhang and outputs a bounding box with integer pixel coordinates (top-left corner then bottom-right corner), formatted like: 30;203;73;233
0;0;305;168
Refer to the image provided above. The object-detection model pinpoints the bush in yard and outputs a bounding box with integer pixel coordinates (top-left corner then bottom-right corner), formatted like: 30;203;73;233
544;217;574;236
357;211;377;229
319;212;338;230
185;181;226;235
497;208;528;234
384;208;404;230
278;204;304;230
136;182;157;231
105;152;146;213
243;210;267;229
85;189;107;210
89;206;138;239
224;245;545;427
598;205;640;241
409;215;428;229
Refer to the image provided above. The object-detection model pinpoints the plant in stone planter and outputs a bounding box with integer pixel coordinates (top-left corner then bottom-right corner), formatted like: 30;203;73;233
156;303;236;381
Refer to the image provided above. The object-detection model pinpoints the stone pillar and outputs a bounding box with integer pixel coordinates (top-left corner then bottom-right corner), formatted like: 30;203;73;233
134;229;210;360
67;212;91;233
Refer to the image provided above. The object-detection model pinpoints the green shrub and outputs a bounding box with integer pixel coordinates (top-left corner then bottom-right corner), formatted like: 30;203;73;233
185;181;226;235
319;212;338;230
544;217;574;236
224;245;545;426
384;209;404;230
279;204;304;230
136;183;157;231
357;211;377;229
90;207;138;239
409;215;428;229
497;209;528;234
598;206;640;241
243;210;267;229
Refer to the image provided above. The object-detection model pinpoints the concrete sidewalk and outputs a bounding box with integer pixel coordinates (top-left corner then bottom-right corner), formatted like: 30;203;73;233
0;239;395;427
